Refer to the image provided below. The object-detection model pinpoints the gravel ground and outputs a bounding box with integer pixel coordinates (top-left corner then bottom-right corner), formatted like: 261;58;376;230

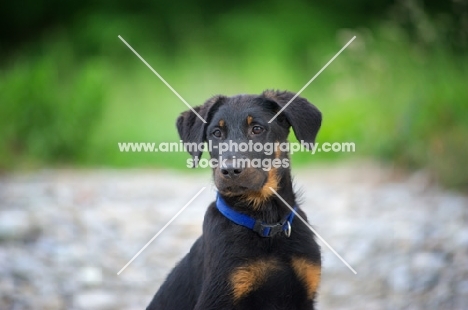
0;162;467;310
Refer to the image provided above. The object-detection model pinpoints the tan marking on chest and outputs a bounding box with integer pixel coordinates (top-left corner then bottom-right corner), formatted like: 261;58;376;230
291;257;321;299
231;259;279;301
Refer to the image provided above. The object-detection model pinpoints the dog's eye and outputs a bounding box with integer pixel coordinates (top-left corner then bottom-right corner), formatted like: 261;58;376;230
251;126;264;135
212;129;222;138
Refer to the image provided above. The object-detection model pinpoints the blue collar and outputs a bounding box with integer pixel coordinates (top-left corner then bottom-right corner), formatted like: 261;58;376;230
216;194;298;238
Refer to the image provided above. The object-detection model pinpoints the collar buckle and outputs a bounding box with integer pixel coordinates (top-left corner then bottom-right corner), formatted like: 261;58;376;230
284;221;292;237
253;221;290;238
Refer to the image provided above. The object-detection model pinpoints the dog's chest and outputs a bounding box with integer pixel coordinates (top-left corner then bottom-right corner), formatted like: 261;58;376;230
229;256;320;307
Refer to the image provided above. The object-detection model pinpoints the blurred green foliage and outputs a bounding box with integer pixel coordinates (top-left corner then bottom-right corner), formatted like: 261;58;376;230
0;0;467;189
0;40;105;167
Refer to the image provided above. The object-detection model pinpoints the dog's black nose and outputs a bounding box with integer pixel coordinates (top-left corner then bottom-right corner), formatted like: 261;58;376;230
220;162;243;178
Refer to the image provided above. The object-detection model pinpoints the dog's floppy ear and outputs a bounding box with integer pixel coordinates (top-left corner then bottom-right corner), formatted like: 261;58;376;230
176;95;226;165
263;90;322;146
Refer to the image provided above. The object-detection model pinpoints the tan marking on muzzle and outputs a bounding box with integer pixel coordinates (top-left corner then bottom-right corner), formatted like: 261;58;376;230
242;168;280;209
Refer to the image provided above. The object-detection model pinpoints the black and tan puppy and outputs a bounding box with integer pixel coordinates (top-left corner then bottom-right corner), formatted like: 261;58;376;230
147;90;322;310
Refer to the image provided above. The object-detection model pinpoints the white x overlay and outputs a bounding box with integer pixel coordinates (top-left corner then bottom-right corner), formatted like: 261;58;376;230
270;187;357;274
117;187;206;275
117;34;357;275
118;35;207;123
269;36;356;123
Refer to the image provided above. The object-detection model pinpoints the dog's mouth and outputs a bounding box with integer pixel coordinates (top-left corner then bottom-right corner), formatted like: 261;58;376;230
214;167;267;196
222;185;249;195
216;181;264;196
214;166;281;208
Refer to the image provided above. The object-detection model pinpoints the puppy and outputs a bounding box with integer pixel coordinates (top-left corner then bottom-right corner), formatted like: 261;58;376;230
147;90;322;310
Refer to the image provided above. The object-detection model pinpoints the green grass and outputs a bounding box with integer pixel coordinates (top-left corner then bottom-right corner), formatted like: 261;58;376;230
1;13;467;189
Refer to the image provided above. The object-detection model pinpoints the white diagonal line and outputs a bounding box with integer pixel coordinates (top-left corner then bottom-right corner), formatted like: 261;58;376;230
117;187;206;275
269;187;357;274
269;36;356;123
118;35;207;123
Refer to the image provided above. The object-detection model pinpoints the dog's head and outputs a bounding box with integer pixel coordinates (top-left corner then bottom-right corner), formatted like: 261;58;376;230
177;90;321;207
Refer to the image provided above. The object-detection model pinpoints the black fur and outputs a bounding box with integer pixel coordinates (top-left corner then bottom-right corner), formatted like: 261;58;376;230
147;90;322;310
